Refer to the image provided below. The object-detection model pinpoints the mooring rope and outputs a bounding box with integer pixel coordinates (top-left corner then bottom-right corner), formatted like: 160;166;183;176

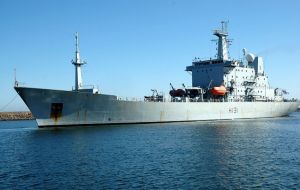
0;94;18;111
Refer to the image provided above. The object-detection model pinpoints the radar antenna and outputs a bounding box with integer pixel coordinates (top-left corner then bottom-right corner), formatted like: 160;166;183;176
221;21;228;33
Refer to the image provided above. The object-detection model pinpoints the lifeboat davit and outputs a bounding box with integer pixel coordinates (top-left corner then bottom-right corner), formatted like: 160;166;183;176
211;85;227;96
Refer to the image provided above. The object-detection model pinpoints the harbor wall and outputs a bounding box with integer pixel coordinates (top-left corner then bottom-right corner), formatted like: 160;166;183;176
0;112;34;121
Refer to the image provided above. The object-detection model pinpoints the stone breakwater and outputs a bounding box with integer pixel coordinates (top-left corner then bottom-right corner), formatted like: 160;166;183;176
0;112;34;120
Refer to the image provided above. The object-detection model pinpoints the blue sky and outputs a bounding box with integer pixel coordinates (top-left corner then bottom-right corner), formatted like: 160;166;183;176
1;0;300;111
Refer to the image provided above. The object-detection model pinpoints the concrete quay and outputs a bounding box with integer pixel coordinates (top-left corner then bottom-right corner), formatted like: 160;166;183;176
0;112;34;121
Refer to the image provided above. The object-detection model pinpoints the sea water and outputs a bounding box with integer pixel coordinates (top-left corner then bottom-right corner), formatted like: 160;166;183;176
0;112;300;189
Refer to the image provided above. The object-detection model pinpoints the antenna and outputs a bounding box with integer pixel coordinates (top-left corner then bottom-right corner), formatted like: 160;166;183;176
221;20;229;33
221;21;225;32
242;48;247;56
75;32;81;63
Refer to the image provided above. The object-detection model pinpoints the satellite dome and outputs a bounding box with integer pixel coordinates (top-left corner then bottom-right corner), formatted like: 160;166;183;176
246;53;255;63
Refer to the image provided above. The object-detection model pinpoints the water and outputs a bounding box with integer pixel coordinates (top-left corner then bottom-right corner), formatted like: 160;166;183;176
1;113;300;189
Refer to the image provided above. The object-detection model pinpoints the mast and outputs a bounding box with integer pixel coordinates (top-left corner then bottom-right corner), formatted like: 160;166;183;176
213;21;230;60
72;32;86;91
14;68;18;87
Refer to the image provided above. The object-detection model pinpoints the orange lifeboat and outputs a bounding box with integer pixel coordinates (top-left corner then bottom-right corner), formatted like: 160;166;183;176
211;85;227;96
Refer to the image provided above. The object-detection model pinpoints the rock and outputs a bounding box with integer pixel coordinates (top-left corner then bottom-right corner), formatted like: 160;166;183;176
0;112;34;121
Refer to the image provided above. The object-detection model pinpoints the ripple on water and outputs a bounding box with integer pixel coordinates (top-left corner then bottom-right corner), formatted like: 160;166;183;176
0;113;300;189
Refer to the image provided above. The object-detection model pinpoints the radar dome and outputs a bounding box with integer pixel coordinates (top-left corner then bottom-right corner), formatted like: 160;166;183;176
246;53;255;63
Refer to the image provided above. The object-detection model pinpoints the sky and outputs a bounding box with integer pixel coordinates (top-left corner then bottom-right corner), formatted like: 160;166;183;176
1;0;300;111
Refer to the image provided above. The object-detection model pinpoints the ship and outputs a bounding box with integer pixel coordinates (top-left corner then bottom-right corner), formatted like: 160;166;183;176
15;22;300;127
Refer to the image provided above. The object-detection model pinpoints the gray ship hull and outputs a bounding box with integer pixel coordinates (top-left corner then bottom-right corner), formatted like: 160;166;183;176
15;87;300;127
